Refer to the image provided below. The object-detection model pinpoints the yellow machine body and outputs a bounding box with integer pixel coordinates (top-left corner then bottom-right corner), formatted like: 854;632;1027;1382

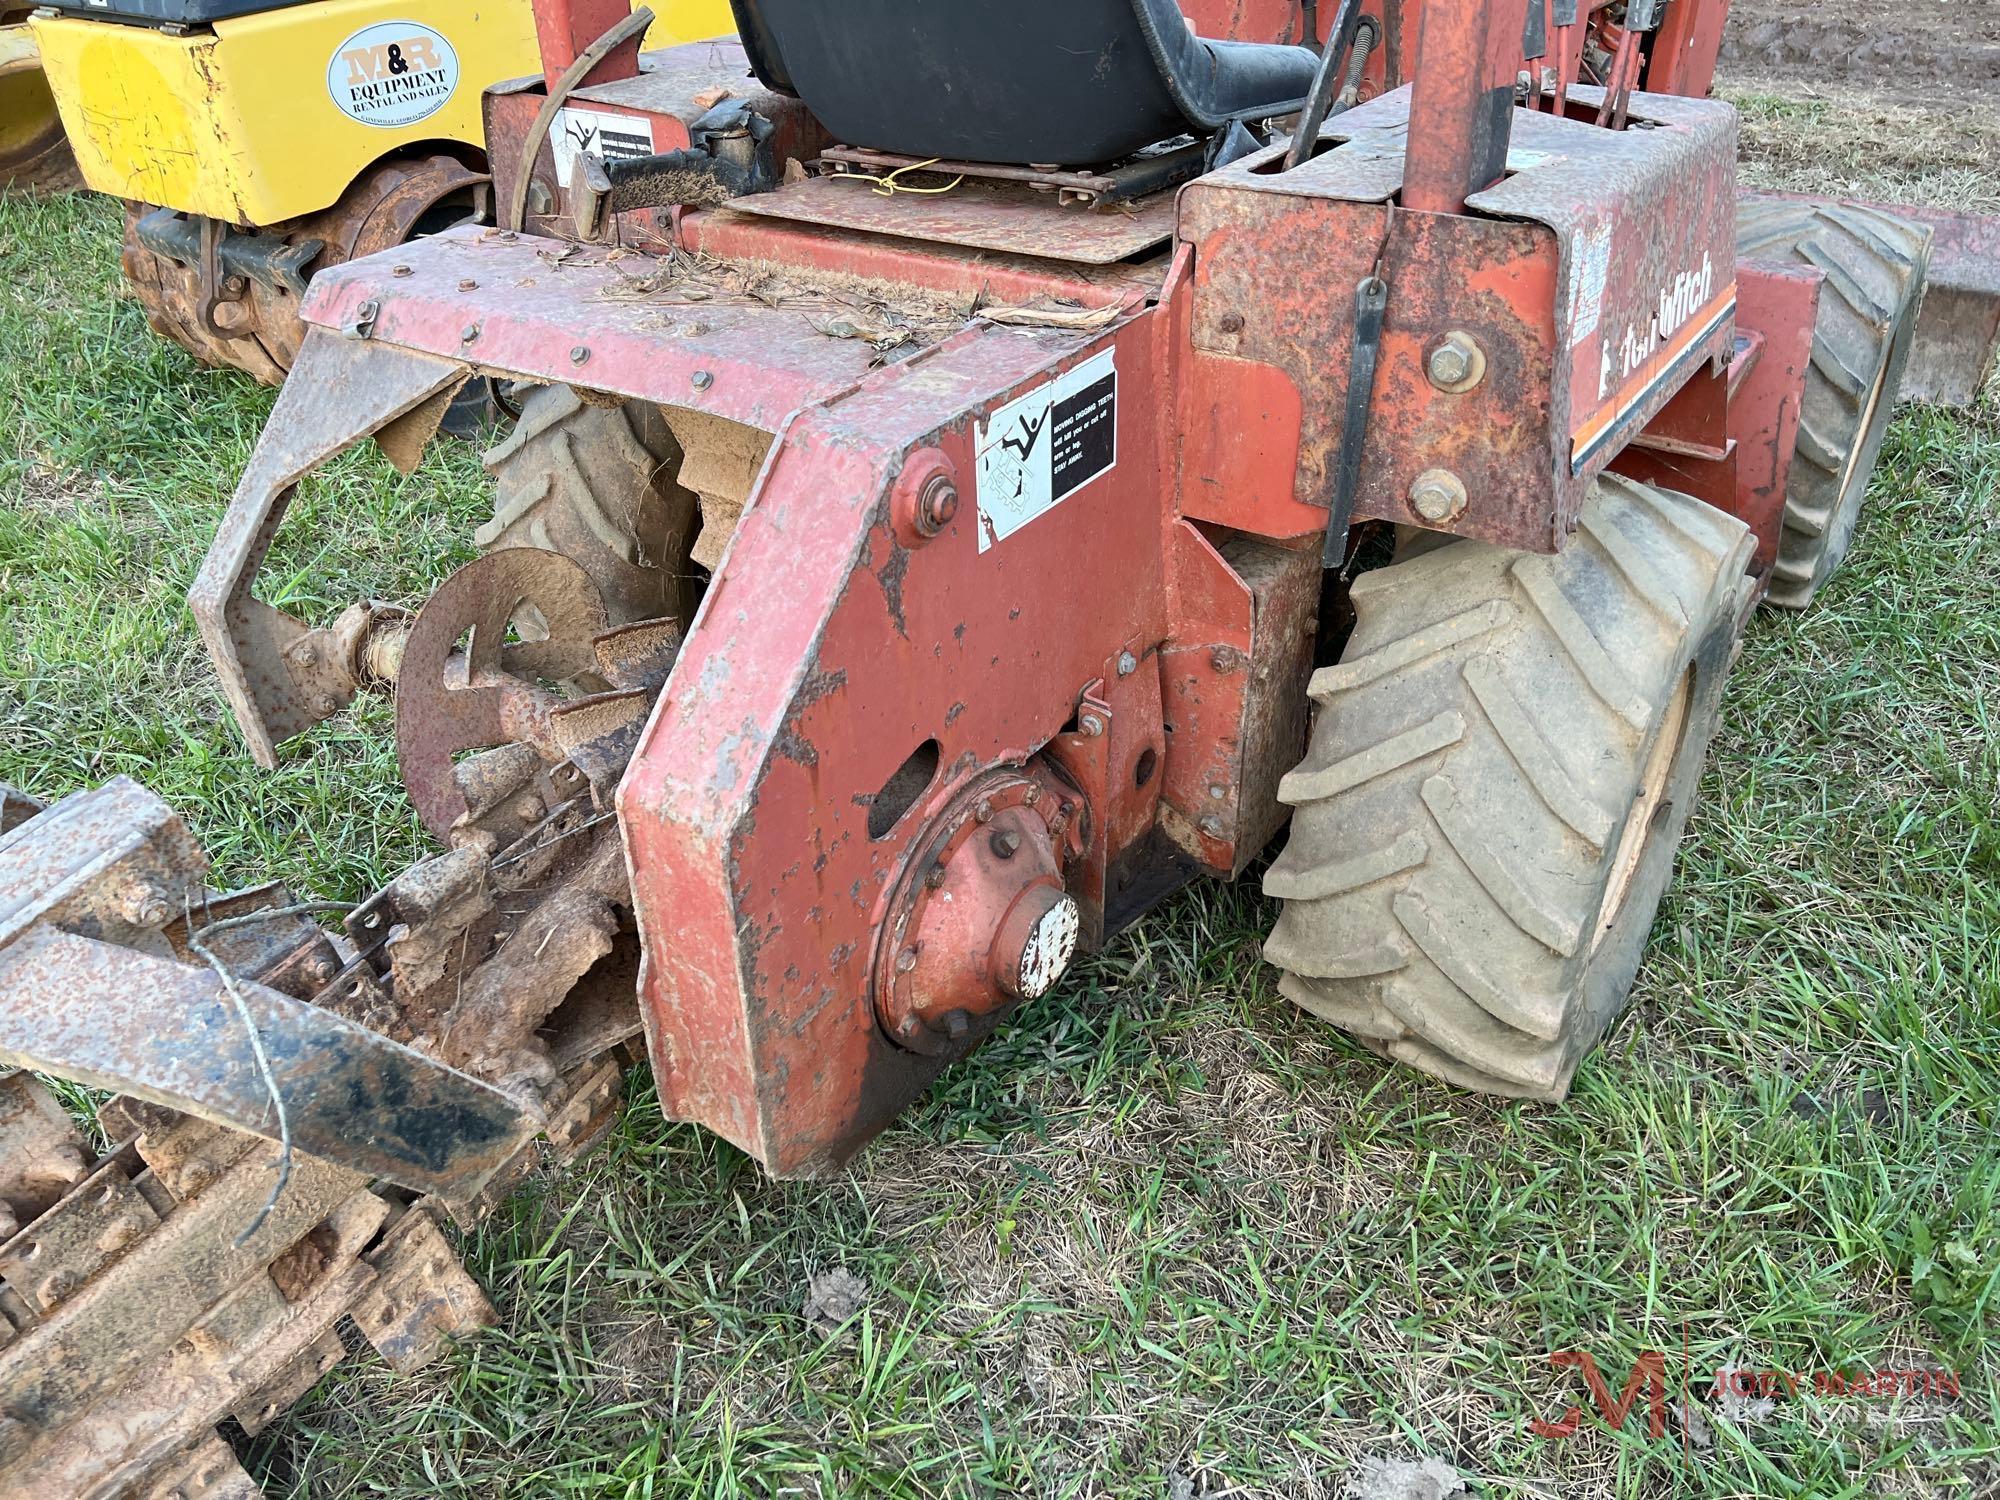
29;0;733;226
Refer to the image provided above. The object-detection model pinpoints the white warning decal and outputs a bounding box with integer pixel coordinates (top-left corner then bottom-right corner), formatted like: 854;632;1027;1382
327;22;458;129
552;107;658;181
975;349;1117;552
1568;221;1613;345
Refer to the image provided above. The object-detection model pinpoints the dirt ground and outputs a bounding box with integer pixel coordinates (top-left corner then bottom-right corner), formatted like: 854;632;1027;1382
1716;0;2000;210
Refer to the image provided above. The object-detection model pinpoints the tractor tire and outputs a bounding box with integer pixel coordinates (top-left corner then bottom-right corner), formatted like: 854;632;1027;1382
477;384;700;628
1262;475;1755;1099
1735;199;1930;609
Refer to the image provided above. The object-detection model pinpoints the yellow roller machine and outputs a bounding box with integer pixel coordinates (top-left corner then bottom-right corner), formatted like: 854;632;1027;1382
15;0;731;381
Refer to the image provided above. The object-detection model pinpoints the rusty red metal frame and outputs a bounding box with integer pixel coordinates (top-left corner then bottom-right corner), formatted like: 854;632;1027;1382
191;16;1831;1174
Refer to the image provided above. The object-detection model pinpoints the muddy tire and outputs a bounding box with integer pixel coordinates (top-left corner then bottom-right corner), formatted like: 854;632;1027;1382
1736;199;1929;609
0;26;78;195
477;384;700;627
1261;476;1755;1099
117;154;487;387
0;128;77;194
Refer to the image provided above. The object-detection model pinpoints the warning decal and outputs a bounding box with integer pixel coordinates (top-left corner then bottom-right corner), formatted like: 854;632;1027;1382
975;349;1118;552
551;108;659;181
326;22;458;129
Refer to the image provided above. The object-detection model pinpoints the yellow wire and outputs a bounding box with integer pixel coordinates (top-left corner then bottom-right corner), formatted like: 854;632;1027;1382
835;158;967;197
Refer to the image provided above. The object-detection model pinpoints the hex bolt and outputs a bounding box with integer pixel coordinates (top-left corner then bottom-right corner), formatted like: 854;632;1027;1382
1116;650;1138;677
1425;331;1486;392
304;950;339;985
458;278;478;292
460;323;480;343
898;1016;919;1037
915;474;959;536
1219;312;1245;333
390;264;413;278
1199;814;1226;838
1208;784;1227;801
691;370;714;391
896;947;918;974
942;1010;970;1039
925;863;947;889
117;878;171;928
974;799;994;824
1022;784;1041;806
1409;468;1469;524
1078;713;1105;738
989;829;1020;860
313;693;339;717
570;345;590;365
499;230;519;243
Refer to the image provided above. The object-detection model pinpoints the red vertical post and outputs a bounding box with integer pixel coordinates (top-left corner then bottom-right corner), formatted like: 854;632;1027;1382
1645;0;1728;98
534;0;644;89
1401;0;1525;214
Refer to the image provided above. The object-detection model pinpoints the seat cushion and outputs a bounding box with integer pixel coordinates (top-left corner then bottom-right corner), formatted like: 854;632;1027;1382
730;0;1318;166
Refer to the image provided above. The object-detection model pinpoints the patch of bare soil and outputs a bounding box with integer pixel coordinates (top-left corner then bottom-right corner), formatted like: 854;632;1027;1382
1717;0;2000;210
1721;0;2000;102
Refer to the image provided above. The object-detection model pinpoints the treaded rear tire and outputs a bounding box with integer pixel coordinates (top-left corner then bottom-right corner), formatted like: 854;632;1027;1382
1736;198;1929;609
477;384;699;628
1262;476;1755;1099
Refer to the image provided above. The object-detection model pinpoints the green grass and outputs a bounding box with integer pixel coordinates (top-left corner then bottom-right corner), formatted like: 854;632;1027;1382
3;191;1997;1498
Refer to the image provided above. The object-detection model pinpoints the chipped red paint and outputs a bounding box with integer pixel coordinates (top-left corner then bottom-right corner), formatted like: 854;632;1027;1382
253;4;1844;1178
1181;88;1739;552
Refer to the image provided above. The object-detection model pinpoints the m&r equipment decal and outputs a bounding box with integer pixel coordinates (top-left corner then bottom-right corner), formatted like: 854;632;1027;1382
328;22;459;128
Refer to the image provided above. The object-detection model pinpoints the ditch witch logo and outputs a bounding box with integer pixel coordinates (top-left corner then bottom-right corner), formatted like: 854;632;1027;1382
1531;1348;1962;1450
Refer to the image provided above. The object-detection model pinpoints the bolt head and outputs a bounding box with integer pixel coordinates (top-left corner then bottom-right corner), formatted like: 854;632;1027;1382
691;370;714;391
1199;814;1226;838
1428;344;1470;386
989;829;1020;859
1078;713;1105;739
1425;331;1484;392
458;278;478;292
896;947;918;974
460;323;479;343
117;878;171;928
915;474;959;536
1409;468;1468;524
974;799;994;824
570;345;590;365
390;264;413;278
1116;650;1138;677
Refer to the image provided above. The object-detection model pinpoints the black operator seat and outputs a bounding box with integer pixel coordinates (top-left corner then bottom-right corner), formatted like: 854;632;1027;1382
724;0;1321;166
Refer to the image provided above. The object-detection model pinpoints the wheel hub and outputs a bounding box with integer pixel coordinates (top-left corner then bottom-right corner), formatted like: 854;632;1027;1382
874;772;1079;1058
